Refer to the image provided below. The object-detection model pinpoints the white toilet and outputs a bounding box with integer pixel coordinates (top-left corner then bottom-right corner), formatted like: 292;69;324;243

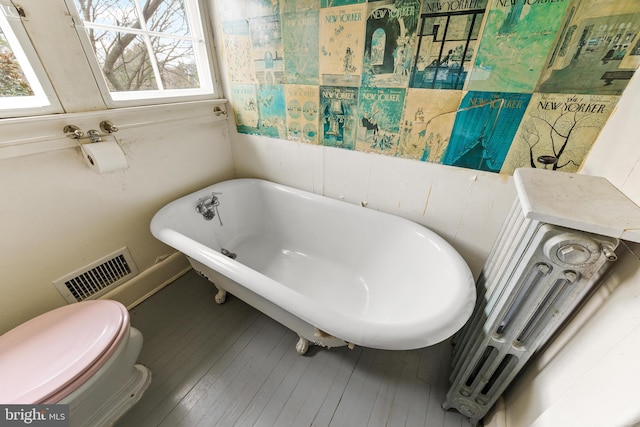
0;299;151;427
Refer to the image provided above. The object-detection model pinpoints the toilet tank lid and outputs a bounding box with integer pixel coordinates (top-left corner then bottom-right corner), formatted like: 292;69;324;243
0;300;128;404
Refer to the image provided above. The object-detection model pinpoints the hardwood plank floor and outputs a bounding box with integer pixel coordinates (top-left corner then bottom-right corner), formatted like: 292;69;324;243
115;270;471;427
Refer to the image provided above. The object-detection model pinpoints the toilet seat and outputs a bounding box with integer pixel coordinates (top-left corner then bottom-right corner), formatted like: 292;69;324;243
0;300;129;404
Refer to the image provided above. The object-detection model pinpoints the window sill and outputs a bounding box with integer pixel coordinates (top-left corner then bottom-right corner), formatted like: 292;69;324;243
0;99;228;160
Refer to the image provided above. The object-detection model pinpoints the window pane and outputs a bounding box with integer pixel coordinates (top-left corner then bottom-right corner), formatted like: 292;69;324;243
0;26;34;96
74;0;140;30
147;0;190;36
152;36;198;89
0;4;60;115
71;0;214;102
91;29;158;91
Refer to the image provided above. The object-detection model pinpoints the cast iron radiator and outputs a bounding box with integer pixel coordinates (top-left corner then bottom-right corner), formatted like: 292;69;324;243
442;197;619;425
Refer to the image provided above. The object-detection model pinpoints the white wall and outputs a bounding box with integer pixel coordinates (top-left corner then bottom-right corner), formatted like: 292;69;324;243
0;0;236;335
486;67;640;427
0;102;235;334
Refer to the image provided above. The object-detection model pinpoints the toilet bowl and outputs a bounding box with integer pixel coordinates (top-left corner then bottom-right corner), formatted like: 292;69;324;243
0;300;151;427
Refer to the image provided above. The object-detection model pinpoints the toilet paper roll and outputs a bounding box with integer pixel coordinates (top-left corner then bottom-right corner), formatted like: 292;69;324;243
82;141;128;174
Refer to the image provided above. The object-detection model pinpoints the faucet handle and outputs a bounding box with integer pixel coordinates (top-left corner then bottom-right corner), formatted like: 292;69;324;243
210;192;221;205
196;192;223;224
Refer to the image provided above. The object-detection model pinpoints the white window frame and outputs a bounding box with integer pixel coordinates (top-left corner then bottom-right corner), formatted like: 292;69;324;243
66;0;219;108
0;0;62;117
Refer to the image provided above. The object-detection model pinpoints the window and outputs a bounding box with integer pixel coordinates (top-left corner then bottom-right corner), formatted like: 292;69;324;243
0;1;61;117
69;0;216;105
0;0;219;118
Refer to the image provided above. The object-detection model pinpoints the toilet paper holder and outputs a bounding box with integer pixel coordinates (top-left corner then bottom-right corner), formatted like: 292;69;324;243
64;123;128;173
64;121;119;143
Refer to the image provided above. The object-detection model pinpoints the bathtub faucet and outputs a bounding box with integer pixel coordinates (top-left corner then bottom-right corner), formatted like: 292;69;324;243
195;192;223;225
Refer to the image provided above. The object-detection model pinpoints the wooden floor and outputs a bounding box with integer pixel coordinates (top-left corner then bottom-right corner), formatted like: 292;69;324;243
115;270;472;427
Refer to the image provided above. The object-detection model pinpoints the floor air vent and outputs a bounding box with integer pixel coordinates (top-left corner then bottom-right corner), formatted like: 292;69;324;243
53;247;139;303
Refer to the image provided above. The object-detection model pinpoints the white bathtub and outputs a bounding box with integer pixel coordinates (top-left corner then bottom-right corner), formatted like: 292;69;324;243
151;179;475;353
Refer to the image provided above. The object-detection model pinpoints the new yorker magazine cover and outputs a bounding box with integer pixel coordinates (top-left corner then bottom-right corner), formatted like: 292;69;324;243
319;4;367;86
257;84;287;138
536;0;640;95
467;0;570;93
397;89;462;161
282;10;320;85
409;0;487;91
221;20;257;84
361;0;422;88
250;16;285;84
500;93;618;174
442;91;531;172
355;87;406;154
284;85;320;144
230;84;260;134
319;86;360;149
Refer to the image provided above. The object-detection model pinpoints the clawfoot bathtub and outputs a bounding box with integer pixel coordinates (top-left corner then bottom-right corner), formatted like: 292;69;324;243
151;179;475;354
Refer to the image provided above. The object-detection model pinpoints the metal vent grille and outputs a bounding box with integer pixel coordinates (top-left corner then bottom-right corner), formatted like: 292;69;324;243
53;247;139;303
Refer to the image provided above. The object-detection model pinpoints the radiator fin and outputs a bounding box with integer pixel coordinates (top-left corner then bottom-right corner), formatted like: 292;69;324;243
515;274;576;346
53;248;139;303
496;262;551;337
465;346;496;389
480;354;518;398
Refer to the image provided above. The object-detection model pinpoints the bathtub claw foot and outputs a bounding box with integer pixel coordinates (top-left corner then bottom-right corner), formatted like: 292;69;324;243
214;288;227;304
296;337;309;355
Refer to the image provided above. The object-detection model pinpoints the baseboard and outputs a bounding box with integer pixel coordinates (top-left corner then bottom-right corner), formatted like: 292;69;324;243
101;251;191;309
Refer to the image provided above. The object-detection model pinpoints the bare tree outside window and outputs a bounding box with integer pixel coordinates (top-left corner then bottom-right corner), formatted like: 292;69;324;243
74;0;204;94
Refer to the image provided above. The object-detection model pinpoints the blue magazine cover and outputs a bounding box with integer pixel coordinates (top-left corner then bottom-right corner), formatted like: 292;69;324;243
442;91;531;172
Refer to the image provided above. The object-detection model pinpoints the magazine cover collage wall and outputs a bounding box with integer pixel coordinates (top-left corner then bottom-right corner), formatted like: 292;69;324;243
217;0;640;174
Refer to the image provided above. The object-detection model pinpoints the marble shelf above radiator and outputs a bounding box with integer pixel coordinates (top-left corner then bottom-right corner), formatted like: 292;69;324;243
514;168;640;243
